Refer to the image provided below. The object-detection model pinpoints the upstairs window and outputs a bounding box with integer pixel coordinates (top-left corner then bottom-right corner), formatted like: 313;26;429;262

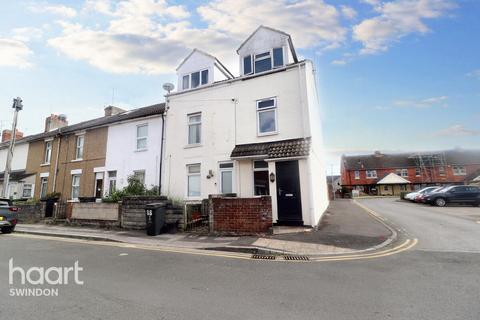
273;47;284;67
188;113;201;145
183;69;209;90
243;55;252;75
256;98;277;135
44;141;52;164
354;170;360;180
438;166;445;176
246;47;285;75
366;170;377;179
136;124;148;150
452;165;466;176
415;167;421;176
254;52;272;73
396;169;408;177
75;135;84;160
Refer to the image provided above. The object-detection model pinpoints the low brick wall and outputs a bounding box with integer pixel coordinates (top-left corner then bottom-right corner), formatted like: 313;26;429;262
71;203;119;221
121;196;184;231
15;202;46;223
209;195;272;234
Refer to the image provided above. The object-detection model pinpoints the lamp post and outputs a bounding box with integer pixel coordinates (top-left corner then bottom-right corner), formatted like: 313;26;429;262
2;97;23;198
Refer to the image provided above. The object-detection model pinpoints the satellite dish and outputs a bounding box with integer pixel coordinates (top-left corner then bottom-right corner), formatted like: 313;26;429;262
162;83;175;94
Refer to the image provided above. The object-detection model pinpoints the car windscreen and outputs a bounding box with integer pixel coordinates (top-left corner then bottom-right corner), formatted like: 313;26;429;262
0;201;10;206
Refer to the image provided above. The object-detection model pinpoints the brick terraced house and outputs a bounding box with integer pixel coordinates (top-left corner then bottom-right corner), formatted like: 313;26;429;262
341;149;480;196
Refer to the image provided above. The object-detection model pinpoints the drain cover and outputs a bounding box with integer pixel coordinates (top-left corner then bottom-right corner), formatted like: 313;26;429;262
283;255;310;261
251;254;276;260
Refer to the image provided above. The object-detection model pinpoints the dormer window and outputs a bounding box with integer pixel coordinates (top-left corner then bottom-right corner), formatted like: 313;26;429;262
182;69;209;90
243;47;285;76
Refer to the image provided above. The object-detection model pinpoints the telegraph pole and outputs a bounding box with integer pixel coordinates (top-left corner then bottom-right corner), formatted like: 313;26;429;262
2;97;23;198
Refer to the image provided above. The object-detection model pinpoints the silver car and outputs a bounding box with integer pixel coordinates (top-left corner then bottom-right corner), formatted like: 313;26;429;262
0;198;18;233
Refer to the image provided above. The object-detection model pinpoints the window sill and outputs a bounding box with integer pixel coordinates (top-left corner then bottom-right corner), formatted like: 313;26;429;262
40;163;50;167
135;149;148;153
257;132;278;137
184;144;202;149
71;158;83;162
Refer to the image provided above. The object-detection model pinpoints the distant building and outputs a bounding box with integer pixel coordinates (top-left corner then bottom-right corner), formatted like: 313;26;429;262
341;150;480;195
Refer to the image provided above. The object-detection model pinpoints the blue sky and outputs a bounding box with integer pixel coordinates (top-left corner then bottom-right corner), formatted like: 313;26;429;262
0;0;479;173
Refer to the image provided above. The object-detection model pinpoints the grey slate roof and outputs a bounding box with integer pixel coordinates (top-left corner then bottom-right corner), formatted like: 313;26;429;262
343;149;480;170
0;103;165;148
230;137;311;159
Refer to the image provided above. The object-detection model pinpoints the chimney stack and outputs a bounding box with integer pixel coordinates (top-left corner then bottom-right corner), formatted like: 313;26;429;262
45;114;68;132
104;105;126;117
374;150;384;158
1;129;23;143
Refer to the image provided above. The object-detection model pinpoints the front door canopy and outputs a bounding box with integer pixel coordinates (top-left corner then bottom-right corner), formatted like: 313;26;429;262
230;137;311;160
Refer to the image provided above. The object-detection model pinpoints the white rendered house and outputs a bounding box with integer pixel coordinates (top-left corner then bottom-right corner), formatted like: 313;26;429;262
163;26;329;226
0;140;35;199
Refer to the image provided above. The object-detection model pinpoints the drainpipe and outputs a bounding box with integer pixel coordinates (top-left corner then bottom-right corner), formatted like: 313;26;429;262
158;112;165;195
52;129;62;193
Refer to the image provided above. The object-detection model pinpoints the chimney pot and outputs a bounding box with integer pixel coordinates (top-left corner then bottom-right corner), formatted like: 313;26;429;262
104;105;126;117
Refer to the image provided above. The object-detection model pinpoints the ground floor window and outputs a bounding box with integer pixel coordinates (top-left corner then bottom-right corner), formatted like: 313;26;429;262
22;184;33;198
71;174;81;200
219;162;234;194
133;170;145;185
40;177;48;199
108;171;117;194
187;164;201;197
253;160;269;196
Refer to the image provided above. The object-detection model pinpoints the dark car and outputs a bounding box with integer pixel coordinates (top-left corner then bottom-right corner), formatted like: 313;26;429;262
0;198;18;233
424;185;480;207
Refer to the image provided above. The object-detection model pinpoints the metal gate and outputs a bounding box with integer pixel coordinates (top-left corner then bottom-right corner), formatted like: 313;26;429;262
53;201;68;221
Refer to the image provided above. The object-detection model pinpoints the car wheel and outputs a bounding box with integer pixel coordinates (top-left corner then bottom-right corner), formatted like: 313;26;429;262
1;226;14;234
434;198;447;207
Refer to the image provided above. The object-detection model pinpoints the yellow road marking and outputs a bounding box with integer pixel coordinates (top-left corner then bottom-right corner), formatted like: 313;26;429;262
10;233;418;263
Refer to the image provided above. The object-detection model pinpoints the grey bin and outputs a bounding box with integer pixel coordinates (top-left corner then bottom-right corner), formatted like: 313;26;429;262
145;203;166;236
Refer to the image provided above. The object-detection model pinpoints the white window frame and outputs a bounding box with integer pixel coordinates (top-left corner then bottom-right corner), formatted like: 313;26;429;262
22;183;33;198
71;174;81;200
250;47;284;75
187;164;201;198
253;160;269;196
242;55;253;75
136;124;148;151
75;135;84;160
415;167;421;176
354;170;360;180
366;170;377;179
44;140;52;164
396;169;408;177
256;97;278;136
133;170;146;185
452;165;466;176
182;69;209;90
438;166;446;176
219;162;234;194
107;171;117;194
40;177;48;199
187;113;202;145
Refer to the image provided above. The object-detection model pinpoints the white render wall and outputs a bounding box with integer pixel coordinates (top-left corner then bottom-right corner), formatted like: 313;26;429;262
164;61;329;225
105;116;163;193
0;142;29;172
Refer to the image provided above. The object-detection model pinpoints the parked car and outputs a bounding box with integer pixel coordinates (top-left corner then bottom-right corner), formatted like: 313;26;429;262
423;185;480;207
405;186;440;201
414;186;444;203
0;198;18;233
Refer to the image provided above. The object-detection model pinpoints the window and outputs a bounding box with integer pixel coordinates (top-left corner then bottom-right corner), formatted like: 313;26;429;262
415;167;421;176
438;166;445;176
75;135;84;159
191;71;200;88
254;52;272;73
219;162;234;194
108;171;117;194
354;170;360;180
366;170;377;179
40;177;48;199
253;160;269;196
188;113;201;145
44;141;52;164
136;124;148;150
187;164;201;197
452;166;466;176
384;185;389;191
243;55;252;75
201;70;209;85
133;170;145;185
22;184;33;198
256;98;277;135
182;75;190;90
71;175;81;200
273;47;284;67
396;169;408;177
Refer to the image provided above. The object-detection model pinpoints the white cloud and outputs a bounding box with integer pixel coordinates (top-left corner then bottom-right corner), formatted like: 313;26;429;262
432;124;480;137
0;38;33;68
341;5;357;20
29;4;77;18
12;27;43;42
332;59;347;66
466;69;480;79
394;95;448;108
197;0;347;49
353;0;456;54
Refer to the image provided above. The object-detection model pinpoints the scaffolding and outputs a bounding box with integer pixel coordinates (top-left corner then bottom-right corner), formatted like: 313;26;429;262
408;152;447;183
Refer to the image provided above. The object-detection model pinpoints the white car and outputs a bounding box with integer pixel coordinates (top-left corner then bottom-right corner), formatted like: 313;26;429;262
405;187;440;201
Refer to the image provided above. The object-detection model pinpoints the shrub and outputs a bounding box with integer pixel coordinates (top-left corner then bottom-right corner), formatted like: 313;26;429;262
102;175;160;202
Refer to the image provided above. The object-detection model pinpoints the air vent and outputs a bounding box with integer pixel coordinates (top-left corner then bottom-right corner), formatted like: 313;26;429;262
252;254;276;260
283;255;310;261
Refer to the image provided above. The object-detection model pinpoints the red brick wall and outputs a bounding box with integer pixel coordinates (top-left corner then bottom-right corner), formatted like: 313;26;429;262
210;196;272;234
1;129;23;142
341;164;480;187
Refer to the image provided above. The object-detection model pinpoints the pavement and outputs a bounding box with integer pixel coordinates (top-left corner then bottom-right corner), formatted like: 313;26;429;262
1;197;480;320
14;199;395;256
